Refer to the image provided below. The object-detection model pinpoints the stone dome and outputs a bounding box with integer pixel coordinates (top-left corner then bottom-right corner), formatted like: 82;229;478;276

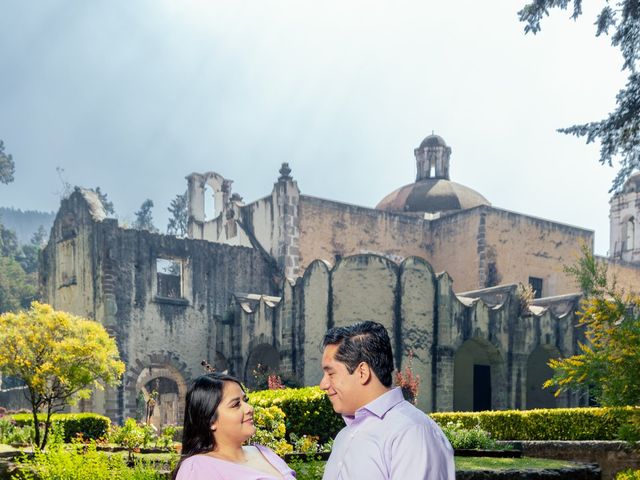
376;178;490;214
419;134;447;149
376;133;491;214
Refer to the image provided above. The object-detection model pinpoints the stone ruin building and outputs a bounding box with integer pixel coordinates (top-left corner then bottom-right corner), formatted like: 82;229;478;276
4;133;640;426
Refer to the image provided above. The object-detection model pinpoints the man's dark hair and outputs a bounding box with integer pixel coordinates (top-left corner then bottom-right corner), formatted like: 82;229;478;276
323;321;394;387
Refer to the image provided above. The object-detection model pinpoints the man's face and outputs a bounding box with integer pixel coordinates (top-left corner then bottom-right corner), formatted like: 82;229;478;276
319;343;363;416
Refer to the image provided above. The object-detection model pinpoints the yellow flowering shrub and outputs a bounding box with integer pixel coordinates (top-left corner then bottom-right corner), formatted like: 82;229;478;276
249;386;342;442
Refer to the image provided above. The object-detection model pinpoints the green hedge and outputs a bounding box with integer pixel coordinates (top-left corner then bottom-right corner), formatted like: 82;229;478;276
429;407;640;441
616;469;640;480
11;412;111;442
248;387;343;443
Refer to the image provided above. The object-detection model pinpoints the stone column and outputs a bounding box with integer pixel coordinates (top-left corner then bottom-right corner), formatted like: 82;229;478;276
272;163;301;279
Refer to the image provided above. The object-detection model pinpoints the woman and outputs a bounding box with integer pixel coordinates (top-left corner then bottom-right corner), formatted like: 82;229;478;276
173;372;296;480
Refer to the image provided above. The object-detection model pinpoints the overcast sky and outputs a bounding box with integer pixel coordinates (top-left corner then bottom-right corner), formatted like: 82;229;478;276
0;0;627;255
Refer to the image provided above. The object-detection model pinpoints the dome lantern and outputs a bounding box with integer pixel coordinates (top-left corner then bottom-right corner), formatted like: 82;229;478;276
414;133;451;181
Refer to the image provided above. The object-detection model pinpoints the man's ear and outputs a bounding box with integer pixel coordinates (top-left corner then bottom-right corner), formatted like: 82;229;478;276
357;362;372;385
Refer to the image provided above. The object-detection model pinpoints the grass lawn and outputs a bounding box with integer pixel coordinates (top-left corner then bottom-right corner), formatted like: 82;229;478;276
289;457;576;480
455;457;574;471
0;446;578;480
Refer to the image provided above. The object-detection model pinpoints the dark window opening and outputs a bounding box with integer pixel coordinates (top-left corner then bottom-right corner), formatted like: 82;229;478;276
529;276;543;299
156;258;182;298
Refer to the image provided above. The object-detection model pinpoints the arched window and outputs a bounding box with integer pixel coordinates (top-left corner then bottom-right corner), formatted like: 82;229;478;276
626;217;635;251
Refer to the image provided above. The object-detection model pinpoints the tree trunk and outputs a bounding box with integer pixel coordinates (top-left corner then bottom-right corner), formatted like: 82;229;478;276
30;406;40;448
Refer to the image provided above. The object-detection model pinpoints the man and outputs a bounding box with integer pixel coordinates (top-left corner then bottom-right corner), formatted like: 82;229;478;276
320;321;455;480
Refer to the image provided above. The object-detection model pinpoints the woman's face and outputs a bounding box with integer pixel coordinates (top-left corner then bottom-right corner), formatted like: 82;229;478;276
211;381;255;446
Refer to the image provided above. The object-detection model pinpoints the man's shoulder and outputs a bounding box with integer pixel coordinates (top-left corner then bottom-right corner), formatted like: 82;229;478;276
385;400;433;425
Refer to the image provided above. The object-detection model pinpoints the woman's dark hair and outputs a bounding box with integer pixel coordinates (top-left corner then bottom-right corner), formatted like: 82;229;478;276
171;372;243;479
322;320;394;387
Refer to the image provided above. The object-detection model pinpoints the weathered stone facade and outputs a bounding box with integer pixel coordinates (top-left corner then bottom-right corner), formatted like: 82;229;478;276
33;189;589;425
27;133;640;426
188;135;631;297
40;189;279;424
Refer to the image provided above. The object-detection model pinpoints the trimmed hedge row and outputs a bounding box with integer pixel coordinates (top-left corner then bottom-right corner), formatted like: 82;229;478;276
248;386;343;443
429;407;640;441
11;412;111;442
251;388;640;442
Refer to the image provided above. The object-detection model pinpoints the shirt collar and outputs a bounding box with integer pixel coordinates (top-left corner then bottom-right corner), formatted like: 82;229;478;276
343;387;405;425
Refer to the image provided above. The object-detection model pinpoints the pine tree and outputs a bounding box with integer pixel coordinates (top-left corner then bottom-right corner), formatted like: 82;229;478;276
133;199;157;232
0;140;15;185
167;191;188;236
519;1;640;190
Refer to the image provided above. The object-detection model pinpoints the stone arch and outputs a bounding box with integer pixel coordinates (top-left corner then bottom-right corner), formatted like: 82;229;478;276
127;352;190;428
526;344;560;409
453;337;504;411
135;365;186;429
244;343;280;389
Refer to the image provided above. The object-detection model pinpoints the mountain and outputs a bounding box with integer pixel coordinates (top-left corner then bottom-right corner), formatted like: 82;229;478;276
0;207;55;244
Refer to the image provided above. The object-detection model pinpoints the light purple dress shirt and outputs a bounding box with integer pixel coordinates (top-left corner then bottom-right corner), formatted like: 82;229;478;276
322;387;455;480
175;444;296;480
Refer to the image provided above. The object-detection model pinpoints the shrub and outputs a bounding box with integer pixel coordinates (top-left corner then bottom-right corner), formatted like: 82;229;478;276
440;420;501;450
155;425;178;450
0;417;34;445
10;413;110;443
252;405;292;456
617;470;640;480
430;406;640;441
110;418;155;463
11;442;170;480
249;387;343;443
289;433;321;454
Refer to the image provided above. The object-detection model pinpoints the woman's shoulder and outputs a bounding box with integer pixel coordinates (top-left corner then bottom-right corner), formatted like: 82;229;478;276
175;455;225;480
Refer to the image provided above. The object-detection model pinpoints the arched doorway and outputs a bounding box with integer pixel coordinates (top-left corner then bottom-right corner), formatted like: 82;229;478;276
526;345;560;409
244;344;280;389
143;377;179;427
135;366;187;428
454;338;503;411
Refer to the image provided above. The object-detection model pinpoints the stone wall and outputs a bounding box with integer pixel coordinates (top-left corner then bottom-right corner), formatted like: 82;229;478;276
234;254;587;413
36;189;588;426
298;195;430;269
428;206;594;295
296;199;594;296
516;441;640;480
602;257;640;294
41;189;277;424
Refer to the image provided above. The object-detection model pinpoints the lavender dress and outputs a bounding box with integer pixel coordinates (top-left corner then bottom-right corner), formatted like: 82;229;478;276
175;445;296;480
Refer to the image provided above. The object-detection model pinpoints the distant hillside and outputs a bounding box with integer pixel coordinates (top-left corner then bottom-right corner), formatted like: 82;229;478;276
0;207;55;244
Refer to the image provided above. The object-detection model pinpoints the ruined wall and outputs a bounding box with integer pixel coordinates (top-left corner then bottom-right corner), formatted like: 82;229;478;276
42;190;277;423
298;196;431;268
602;257;640;294
426;206;594;295
296;199;593;297
427;211;483;291
41;191;587;422
234;254;585;413
481;208;593;296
